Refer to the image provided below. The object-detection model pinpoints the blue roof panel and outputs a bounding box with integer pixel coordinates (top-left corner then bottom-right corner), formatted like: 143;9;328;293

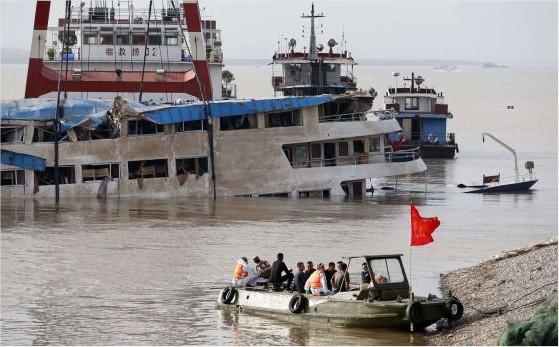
1;150;46;171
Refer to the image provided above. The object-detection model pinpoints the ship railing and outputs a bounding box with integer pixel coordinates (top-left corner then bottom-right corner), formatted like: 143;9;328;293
370;109;398;120
290;148;421;168
318;112;367;123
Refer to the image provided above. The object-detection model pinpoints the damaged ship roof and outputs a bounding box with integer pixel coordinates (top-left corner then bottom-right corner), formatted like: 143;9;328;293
0;95;332;130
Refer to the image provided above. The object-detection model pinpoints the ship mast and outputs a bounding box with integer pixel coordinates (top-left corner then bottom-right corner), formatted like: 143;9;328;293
301;3;323;61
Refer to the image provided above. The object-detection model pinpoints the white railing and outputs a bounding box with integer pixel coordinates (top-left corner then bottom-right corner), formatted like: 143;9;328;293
291;148;421;168
318;112;367;123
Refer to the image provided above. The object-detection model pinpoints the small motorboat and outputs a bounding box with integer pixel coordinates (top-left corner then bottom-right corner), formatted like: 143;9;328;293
459;133;538;193
217;254;463;331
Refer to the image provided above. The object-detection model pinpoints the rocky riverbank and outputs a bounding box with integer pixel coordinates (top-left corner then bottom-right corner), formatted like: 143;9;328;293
427;239;558;346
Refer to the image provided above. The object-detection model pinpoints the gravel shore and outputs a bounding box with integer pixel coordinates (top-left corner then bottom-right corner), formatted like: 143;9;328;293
427;239;558;346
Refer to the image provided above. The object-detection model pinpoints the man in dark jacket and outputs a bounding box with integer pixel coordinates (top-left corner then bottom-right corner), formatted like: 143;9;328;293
293;262;306;293
271;253;293;289
324;262;337;291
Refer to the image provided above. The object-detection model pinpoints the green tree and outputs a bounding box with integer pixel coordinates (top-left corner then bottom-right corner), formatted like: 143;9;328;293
222;70;235;87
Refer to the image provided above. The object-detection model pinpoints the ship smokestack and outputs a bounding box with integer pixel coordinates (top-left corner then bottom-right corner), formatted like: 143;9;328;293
25;0;51;98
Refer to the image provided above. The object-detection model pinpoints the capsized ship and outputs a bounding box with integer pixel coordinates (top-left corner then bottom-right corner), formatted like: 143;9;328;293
382;73;459;159
218;254;464;330
1;0;426;199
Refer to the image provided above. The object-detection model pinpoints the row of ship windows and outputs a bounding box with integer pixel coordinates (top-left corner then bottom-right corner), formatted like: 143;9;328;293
0;157;208;187
79;31;219;46
0;111;303;144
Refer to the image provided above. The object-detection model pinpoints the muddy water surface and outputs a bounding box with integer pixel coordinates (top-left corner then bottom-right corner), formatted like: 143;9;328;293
1;64;558;345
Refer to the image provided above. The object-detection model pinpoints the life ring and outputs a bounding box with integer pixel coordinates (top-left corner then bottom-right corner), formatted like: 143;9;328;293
288;294;307;314
406;301;424;325
427;133;439;144
444;297;464;321
221;286;238;305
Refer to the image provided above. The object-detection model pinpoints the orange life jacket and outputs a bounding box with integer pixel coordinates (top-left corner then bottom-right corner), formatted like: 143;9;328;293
310;270;323;289
233;263;248;280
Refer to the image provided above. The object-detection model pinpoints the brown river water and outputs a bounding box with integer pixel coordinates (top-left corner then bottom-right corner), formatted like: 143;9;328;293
1;64;557;345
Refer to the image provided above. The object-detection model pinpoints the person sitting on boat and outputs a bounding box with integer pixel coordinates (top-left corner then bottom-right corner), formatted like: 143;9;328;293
293;262;307;294
271;253;293;290
360;262;372;290
304;261;316;281
232;257;249;286
304;263;332;296
332;262;350;292
324;262;337;291
250;256;272;284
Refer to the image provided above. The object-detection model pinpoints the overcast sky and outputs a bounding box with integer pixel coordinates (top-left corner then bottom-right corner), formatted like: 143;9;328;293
1;0;557;64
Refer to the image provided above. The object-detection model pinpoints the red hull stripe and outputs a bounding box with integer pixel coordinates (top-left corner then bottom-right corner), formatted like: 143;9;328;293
34;1;51;30
24;59;203;99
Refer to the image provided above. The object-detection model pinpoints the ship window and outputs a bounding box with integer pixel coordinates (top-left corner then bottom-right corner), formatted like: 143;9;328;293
219;115;257;131
405;97;419;110
368;137;381;152
265;110;302;128
99;34;114;45
128;159;168;179
116;34;130;45
175;119;207;132
128;119;164;136
310;143;321;159
176;157;208;176
338;142;349;156
37;166;76;186
165;35;178;46
132;34;146;45
1;126;25;143
148;34;162;45
369;258;405;284
84;33;98;45
295;145;309;163
1;170;25;186
81;163;119;182
32;126;59;143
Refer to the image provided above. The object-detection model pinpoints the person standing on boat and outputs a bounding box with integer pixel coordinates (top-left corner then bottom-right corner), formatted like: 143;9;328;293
304;263;331;296
293;262;307;293
232;257;249;286
271;253;293;290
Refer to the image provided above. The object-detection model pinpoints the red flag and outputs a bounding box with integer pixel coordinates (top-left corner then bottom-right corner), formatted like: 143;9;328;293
410;204;440;246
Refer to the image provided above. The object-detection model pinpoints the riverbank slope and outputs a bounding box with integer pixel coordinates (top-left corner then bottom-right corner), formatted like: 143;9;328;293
427;239;558;346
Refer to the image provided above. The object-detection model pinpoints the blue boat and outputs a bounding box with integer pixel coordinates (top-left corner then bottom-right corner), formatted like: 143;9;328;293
382;73;458;159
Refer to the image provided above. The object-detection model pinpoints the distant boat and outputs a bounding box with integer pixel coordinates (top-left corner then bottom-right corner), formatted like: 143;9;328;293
434;64;457;72
482;62;508;69
458;133;537;193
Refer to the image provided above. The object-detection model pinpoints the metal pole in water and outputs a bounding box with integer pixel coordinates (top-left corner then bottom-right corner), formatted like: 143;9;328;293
54;0;72;204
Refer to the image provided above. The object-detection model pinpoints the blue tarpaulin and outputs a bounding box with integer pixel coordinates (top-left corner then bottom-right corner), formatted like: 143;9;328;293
1;150;46;171
1;95;332;128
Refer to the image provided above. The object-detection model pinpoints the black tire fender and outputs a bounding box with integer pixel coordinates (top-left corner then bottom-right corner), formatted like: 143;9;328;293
445;297;464;321
288;294;307;314
406;300;423;325
221;286;238;305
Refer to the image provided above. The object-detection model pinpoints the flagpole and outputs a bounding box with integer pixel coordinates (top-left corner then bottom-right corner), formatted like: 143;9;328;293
409;203;412;296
